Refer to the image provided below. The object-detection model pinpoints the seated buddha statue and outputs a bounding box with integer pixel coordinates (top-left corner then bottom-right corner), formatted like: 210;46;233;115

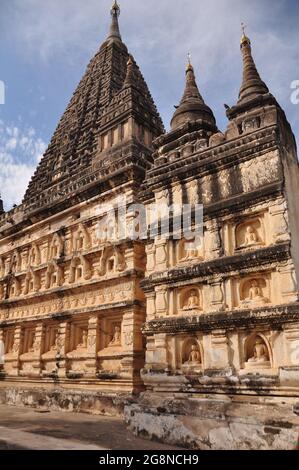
108;326;121;347
187;345;201;364
77;330;88;350
183;290;200;311
242;225;259;247
244;280;267;306
246;337;270;367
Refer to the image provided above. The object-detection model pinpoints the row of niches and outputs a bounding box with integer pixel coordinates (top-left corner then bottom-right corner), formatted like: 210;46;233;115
150;269;297;317
147;211;289;273
0;221;127;278
157;115;262;163
177;216;264;260
0;244;128;300
155;331;280;374
0;313;132;377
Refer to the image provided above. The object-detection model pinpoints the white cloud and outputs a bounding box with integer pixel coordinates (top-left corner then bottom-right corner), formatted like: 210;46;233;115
0;121;46;210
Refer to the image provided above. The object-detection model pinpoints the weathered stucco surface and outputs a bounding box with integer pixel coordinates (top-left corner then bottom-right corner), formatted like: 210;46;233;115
1;4;299;450
125;394;299;450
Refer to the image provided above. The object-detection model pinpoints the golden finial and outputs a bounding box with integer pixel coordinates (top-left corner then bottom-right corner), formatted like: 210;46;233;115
111;0;120;16
240;22;250;45
186;52;193;72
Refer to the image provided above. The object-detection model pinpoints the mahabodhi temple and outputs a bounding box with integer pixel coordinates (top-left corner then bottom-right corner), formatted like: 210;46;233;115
0;2;299;449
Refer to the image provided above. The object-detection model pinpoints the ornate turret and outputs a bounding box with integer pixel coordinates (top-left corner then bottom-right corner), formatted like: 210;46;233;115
106;1;122;44
238;24;269;104
170;56;216;132
226;25;276;123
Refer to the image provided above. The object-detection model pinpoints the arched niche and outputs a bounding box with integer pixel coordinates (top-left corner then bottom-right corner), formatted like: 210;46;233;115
181;337;203;369
73;223;91;252
243;332;272;369
179;286;202;312
98;245;126;277
10;251;22;273
28;243;41;267
45;261;64;289
235;218;264;251
49;233;64;260
9;277;21;298
23;269;40;295
69;255;92;284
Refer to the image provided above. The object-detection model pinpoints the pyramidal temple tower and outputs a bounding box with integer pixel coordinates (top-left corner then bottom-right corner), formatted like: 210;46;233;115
1;6;299;450
0;2;163;396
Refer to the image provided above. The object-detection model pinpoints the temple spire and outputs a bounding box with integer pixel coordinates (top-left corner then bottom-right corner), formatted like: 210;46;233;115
238;24;269;104
107;1;122;44
182;56;205;105
170;57;216;131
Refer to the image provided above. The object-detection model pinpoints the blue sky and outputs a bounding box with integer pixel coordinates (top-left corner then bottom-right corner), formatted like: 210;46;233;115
0;0;299;209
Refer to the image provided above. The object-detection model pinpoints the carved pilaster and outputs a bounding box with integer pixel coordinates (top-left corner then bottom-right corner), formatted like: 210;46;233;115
210;279;225;311
56;321;69;378
85;316;98;377
155;285;168;317
205;330;230;370
269;201;290;243
154;238;169;271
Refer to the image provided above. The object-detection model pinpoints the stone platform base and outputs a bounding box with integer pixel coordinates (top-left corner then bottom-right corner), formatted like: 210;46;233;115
124;393;299;450
0;383;132;417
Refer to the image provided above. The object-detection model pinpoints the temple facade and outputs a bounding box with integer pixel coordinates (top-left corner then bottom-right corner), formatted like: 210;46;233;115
0;3;299;449
0;2;164;396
